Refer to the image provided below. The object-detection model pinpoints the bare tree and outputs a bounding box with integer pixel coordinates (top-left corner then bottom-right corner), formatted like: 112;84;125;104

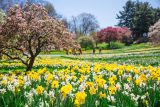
0;10;5;59
69;13;99;36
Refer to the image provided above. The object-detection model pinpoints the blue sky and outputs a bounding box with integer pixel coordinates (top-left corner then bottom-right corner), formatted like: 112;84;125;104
47;0;160;28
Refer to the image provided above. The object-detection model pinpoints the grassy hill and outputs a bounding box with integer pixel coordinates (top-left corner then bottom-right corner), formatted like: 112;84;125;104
61;43;160;66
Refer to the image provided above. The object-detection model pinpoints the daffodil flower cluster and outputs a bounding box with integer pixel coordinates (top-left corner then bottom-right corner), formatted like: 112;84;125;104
0;61;160;107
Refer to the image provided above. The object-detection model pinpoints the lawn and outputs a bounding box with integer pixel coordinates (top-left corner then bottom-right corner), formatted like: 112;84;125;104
61;43;160;66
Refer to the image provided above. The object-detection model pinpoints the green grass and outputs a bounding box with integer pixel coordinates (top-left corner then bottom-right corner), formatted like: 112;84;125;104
83;43;154;54
40;50;66;55
39;43;155;55
61;53;160;66
0;66;59;73
0;56;68;73
61;43;160;66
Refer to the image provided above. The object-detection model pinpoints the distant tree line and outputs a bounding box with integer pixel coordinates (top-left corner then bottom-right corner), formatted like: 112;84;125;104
70;0;160;50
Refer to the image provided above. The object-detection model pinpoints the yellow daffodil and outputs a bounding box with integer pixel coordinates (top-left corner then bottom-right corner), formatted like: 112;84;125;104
36;86;44;94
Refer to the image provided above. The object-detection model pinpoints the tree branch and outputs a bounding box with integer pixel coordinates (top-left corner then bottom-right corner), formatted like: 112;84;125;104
1;52;28;66
35;37;47;57
13;47;30;58
28;36;34;57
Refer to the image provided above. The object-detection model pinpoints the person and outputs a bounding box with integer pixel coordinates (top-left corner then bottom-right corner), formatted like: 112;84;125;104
99;47;102;54
66;50;69;55
93;48;95;54
79;48;82;55
72;48;77;55
64;48;69;55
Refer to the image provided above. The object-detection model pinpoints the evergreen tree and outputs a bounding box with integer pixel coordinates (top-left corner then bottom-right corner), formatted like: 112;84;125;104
133;1;154;39
117;0;159;41
117;0;135;29
153;8;160;23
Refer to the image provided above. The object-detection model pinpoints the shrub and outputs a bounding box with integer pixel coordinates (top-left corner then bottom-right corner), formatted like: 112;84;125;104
134;36;149;44
107;41;125;49
77;36;95;50
97;42;108;49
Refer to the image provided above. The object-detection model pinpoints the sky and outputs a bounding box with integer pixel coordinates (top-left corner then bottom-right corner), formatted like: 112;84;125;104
47;0;160;28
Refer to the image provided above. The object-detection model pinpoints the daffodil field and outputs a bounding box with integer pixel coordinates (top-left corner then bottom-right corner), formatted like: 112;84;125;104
0;58;160;107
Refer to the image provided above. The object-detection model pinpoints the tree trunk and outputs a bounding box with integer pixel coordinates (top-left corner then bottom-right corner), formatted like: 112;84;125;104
66;50;69;55
26;57;35;71
108;41;111;49
96;42;98;48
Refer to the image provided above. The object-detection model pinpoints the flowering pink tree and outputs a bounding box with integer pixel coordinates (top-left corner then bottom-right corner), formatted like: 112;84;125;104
149;20;160;45
0;4;77;71
117;27;132;45
97;27;131;47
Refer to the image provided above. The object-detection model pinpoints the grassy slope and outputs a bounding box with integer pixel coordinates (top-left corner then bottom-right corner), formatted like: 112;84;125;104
61;43;160;66
83;43;155;54
40;43;157;54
